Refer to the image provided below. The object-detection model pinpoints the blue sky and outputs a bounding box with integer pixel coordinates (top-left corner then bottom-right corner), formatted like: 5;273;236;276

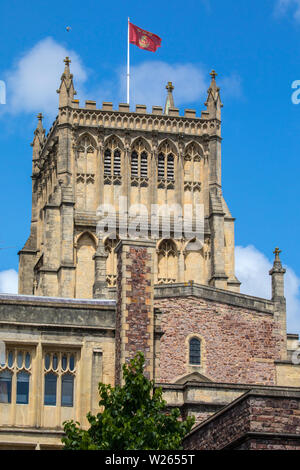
0;0;300;332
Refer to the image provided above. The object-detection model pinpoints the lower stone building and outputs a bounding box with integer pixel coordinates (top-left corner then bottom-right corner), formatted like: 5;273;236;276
0;58;299;449
0;240;300;449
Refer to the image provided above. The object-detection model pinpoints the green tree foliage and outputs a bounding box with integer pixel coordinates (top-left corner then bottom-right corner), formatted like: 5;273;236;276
62;352;194;450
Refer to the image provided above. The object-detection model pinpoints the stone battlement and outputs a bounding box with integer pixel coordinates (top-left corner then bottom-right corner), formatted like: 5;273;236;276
72;99;201;120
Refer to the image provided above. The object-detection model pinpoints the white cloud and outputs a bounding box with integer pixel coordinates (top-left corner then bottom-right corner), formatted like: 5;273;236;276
117;61;243;111
236;245;300;335
0;269;18;294
274;0;300;21
3;37;88;118
219;73;243;100
120;61;208;110
2;37;243;121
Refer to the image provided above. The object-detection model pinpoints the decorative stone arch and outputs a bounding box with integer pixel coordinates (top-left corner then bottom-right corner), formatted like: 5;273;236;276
75;231;97;299
156;237;180;253
75;230;98;249
131;136;152;153
104;134;124;151
76;132;97;151
102;232;119;245
183;237;204;252
157;138;178;156
184;141;204;160
157;238;178;284
174;372;212;384
184;237;204;284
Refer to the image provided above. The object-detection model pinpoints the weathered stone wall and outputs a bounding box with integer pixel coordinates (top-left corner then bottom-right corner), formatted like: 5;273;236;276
155;294;280;385
183;389;300;450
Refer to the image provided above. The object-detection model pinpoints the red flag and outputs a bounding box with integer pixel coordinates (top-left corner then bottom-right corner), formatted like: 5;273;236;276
129;22;162;52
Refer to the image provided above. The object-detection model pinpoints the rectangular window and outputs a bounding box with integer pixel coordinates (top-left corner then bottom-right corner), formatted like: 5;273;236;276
61;374;74;407
16;372;30;404
44;373;57;406
0;371;12;403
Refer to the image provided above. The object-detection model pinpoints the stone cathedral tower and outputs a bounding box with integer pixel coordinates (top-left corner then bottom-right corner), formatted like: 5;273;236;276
2;57;300;450
18;58;240;298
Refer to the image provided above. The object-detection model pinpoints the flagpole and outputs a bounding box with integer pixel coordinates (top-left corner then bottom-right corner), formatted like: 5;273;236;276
127;17;130;104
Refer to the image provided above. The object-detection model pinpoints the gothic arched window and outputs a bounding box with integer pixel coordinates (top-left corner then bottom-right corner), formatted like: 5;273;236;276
44;352;76;407
104;138;122;177
131;139;149;179
157;142;176;181
157;239;177;284
189;338;201;365
184;143;202;186
76;135;96;210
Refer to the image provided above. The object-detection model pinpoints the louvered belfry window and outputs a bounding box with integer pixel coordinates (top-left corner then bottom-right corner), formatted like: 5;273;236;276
158;153;165;178
167;154;174;180
104;149;111;175
131;151;139;177
131;140;148;179
113;149;121;175
140;152;148;177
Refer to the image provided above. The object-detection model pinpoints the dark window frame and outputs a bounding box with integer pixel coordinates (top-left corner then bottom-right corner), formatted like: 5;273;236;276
189;337;201;365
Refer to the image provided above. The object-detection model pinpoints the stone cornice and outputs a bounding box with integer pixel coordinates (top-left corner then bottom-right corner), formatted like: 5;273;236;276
0;293;116;309
58;106;221;139
154;282;274;314
157;381;300;393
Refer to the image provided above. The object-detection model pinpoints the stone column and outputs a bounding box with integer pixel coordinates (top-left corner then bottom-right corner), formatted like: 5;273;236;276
39;203;60;296
115;238;155;385
208;191;228;289
58;184;76;298
269;248;287;360
93;241;109;299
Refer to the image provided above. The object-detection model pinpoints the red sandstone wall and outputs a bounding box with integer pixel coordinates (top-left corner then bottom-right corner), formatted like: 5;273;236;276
184;393;300;450
115;243;154;384
155;297;280;385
